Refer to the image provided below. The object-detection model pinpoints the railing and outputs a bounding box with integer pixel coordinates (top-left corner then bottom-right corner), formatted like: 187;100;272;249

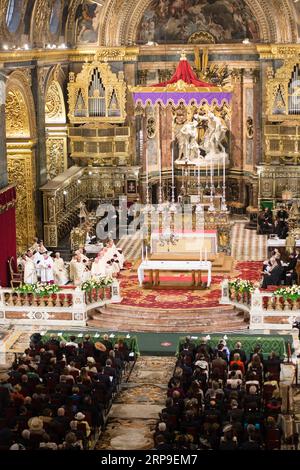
220;279;300;330
0;280;122;327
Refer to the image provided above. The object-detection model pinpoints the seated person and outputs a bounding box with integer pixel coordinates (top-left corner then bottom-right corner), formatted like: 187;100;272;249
281;252;298;285
258;207;273;234
261;258;284;289
275;219;289;239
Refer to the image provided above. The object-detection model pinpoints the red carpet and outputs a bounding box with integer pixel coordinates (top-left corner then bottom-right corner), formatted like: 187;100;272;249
118;261;262;310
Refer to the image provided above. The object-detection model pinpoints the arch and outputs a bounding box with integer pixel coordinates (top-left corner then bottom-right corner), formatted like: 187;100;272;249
44;68;68;180
98;0;298;46
0;0;28;44
45;72;66;124
5;70;37;251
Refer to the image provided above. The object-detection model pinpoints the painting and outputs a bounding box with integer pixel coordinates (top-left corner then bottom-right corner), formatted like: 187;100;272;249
75;1;102;44
137;0;259;44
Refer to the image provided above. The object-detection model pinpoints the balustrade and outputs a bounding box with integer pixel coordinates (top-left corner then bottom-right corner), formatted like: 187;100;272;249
0;282;121;327
220;279;300;330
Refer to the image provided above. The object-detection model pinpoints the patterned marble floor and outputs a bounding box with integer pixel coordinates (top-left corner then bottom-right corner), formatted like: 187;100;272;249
96;356;176;450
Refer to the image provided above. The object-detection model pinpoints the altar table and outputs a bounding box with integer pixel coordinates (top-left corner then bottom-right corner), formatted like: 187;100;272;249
137;260;212;288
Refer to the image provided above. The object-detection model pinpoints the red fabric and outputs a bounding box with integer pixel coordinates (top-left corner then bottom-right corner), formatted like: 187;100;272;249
0;186;17;287
152;58;214;88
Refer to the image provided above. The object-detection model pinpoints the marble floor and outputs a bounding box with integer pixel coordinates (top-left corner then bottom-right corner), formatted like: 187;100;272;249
96;356;176;450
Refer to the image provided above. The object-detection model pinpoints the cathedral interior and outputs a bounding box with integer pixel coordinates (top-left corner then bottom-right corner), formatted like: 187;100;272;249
1;0;300;454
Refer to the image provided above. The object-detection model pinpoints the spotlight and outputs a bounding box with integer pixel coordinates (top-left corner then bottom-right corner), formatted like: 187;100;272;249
23;44;30;50
77;179;81;184
3;44;8;50
63;190;68;195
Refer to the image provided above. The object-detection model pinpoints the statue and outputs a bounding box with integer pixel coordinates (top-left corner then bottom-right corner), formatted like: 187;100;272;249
78;201;90;225
197;111;228;158
175;119;203;163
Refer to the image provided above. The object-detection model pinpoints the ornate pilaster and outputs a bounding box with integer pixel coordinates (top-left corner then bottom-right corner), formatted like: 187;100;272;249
33;65;50;236
0;71;8;189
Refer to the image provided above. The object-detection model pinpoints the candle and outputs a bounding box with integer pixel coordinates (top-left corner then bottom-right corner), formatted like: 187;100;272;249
142;242;144;261
205;248;207;261
200;246;202;261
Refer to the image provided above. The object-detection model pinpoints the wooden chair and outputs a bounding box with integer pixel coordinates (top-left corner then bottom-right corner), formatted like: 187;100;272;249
8;257;22;288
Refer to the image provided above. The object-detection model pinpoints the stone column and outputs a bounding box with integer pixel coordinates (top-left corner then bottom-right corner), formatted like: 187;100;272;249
0;71;8;190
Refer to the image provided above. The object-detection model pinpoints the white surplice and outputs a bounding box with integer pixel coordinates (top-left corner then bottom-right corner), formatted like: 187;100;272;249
40;256;54;283
23;256;37;284
91;258;106;278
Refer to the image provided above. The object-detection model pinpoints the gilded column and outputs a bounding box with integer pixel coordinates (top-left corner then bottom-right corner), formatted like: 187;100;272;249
32;64;49;237
0;71;8;189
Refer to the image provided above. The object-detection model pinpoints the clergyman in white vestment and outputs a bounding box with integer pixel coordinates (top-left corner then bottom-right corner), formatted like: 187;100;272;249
53;252;68;286
23;252;37;284
40;252;54;284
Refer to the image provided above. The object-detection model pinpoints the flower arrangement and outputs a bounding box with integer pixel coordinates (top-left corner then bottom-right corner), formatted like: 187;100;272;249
16;283;60;297
229;279;255;293
81;276;113;292
274;285;300;301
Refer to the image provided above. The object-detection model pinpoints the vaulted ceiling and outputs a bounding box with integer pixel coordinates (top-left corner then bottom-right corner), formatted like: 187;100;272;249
0;0;300;48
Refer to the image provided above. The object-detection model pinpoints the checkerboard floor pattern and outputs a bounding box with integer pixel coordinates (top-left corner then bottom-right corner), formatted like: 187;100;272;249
118;222;268;262
231;221;267;261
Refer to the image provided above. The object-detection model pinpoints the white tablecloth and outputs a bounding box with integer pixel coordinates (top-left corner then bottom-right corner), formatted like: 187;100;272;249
137;260;212;287
267;238;300;248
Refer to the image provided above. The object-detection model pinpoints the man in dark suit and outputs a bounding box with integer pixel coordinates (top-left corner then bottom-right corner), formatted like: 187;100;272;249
262;259;284;288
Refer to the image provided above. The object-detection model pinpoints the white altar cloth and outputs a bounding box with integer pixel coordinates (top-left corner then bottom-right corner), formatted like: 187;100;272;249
137;260;212;287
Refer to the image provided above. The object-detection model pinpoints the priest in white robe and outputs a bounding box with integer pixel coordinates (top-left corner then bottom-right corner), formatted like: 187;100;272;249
91;252;106;278
69;254;86;286
53;252;68;286
40;252;54;284
23;251;37;285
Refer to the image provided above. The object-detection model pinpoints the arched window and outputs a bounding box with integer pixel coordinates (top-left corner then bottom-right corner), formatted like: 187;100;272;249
50;0;61;35
6;0;23;33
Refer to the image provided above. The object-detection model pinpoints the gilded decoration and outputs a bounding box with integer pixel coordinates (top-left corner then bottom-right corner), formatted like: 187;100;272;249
68;56;127;123
5;89;30;137
46;138;65;180
45;80;65;122
7;154;35;252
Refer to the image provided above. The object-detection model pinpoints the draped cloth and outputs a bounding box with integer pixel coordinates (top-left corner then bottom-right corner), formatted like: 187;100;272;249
0;186;17;287
152;57;214;88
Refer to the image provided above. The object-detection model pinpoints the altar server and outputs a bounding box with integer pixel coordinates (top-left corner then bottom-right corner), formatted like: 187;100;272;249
40;252;54;284
53;252;68;286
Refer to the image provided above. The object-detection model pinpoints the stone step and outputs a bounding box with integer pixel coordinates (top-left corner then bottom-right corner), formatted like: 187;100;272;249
89;317;247;333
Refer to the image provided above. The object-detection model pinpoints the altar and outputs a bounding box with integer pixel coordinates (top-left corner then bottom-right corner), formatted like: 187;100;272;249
137;260;212;289
150;230;218;257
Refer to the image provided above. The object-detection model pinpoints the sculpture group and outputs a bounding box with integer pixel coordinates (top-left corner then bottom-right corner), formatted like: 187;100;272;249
175;112;228;165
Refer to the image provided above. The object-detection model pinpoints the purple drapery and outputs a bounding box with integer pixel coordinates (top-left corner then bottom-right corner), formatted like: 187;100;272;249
133;91;232;108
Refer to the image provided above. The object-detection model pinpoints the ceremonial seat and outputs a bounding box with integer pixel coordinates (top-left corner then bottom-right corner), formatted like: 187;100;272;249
8;257;22;288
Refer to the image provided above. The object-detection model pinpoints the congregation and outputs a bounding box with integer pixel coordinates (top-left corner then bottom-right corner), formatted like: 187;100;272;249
155;337;286;451
0;333;133;450
18;239;125;287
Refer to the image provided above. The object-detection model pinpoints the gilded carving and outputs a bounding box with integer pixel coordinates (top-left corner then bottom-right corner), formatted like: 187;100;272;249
7;156;35;252
5;89;30;137
45;81;64;121
46;138;65;180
